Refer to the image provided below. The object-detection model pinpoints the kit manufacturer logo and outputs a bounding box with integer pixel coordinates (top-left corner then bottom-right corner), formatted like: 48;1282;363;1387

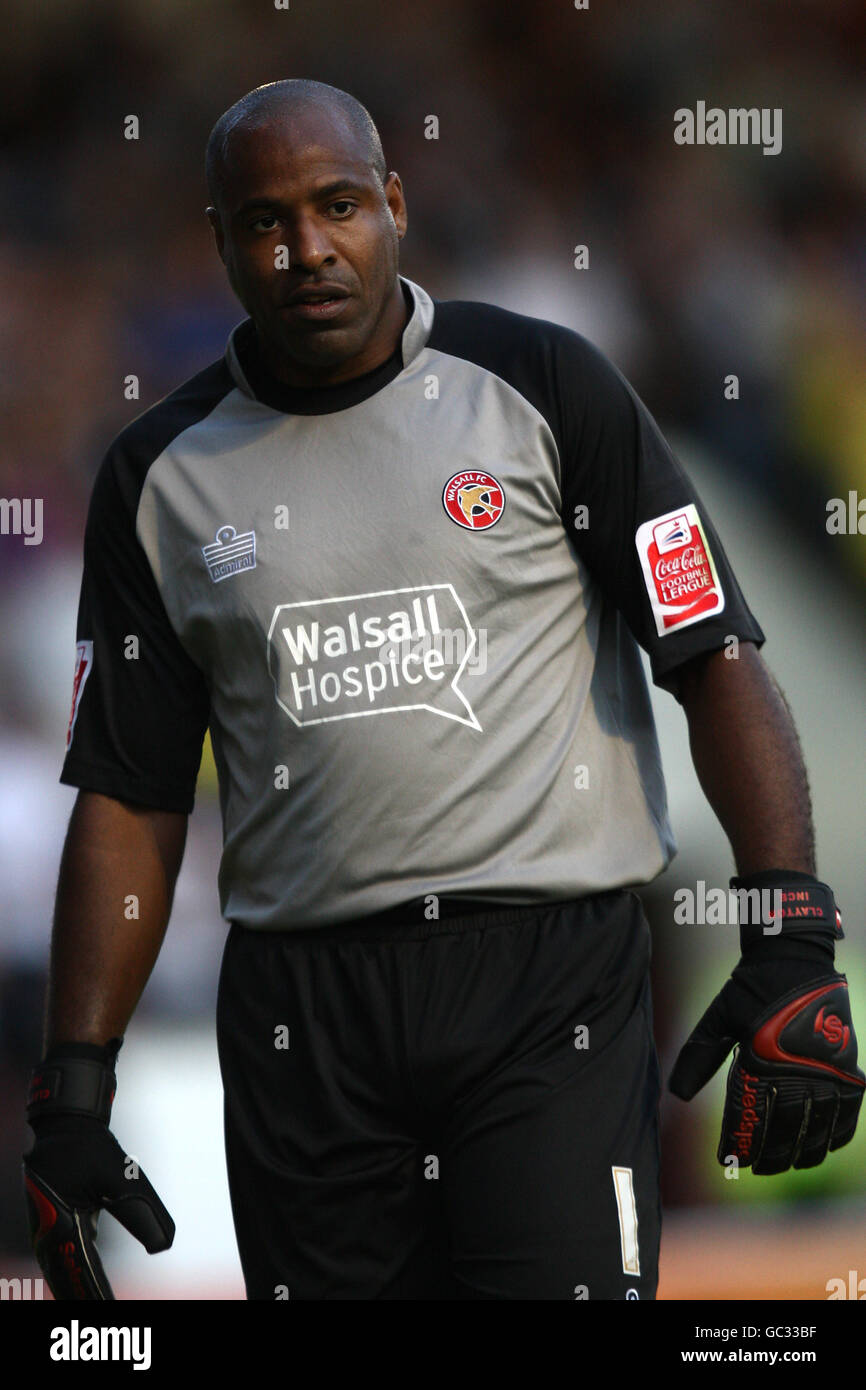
202;525;256;582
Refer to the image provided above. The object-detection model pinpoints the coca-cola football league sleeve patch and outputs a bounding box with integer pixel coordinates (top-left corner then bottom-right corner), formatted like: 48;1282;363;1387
635;504;724;636
65;640;93;751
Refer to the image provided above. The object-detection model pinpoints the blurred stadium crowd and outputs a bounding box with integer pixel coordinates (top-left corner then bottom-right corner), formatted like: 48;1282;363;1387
1;0;864;1261
2;1;864;573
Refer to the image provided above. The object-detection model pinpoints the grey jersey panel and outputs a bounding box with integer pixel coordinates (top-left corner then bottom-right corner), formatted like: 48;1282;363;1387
135;279;674;929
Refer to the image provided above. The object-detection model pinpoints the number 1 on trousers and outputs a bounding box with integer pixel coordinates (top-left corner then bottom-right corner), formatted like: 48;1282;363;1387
612;1165;641;1275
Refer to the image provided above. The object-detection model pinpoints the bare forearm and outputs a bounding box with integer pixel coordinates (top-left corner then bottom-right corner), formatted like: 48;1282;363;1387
45;791;188;1049
677;643;815;877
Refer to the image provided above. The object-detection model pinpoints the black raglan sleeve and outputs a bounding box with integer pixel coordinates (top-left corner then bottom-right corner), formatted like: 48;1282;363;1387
59;442;211;813
551;328;765;696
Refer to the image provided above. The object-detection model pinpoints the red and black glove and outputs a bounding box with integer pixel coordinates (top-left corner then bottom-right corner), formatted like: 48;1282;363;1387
669;871;865;1174
23;1039;174;1299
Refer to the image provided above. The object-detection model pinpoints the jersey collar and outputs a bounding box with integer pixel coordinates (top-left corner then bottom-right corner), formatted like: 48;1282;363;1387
224;275;433;416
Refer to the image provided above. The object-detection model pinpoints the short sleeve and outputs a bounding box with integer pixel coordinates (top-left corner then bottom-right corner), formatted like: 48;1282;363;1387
554;333;765;697
60;446;210;813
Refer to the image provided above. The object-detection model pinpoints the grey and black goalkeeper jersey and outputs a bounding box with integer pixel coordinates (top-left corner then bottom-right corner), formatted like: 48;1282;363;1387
60;275;764;930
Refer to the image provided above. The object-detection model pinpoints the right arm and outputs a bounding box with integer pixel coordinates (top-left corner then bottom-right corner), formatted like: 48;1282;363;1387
25;790;187;1297
25;431;209;1297
51;441;211;1050
44;790;189;1049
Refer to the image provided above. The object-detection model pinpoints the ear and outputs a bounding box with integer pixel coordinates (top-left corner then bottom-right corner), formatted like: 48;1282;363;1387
383;173;407;240
206;206;226;262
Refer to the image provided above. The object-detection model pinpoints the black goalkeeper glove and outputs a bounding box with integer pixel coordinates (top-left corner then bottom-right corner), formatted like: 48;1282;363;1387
669;871;865;1174
23;1039;175;1299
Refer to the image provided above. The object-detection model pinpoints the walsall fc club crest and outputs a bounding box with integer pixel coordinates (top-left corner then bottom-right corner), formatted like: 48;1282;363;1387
442;471;505;531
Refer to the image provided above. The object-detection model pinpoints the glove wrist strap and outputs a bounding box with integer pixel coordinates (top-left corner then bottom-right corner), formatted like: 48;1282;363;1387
27;1039;121;1126
731;871;842;956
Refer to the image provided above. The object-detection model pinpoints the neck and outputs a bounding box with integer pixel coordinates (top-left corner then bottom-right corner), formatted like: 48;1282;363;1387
256;278;408;389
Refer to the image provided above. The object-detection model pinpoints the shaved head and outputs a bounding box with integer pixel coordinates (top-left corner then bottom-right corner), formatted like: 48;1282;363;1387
206;79;386;210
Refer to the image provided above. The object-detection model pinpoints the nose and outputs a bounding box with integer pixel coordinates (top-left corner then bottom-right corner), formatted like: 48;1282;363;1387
288;213;336;272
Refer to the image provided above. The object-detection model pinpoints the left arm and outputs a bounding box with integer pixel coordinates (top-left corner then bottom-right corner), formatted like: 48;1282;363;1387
674;641;815;877
669;641;865;1172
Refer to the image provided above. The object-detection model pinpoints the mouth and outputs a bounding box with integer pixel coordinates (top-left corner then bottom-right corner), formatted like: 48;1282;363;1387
282;286;351;322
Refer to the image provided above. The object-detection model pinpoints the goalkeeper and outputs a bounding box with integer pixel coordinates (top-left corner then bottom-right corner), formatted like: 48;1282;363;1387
22;78;864;1301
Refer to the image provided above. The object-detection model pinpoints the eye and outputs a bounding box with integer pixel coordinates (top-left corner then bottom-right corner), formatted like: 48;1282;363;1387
328;200;356;218
250;213;279;232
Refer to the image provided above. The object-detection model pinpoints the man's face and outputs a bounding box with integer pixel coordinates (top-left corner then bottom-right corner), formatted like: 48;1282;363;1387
207;106;407;385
